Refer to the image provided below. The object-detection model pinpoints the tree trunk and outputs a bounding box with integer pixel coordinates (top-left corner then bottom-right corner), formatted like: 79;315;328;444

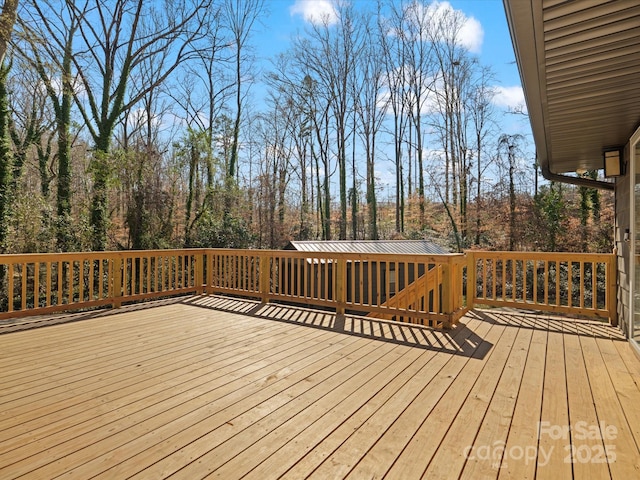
475;139;482;245
351;128;357;240
0;0;18;66
56;37;74;251
509;146;516;251
0;65;12;252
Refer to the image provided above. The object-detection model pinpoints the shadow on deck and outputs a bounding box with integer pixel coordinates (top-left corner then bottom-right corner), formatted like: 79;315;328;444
0;295;637;479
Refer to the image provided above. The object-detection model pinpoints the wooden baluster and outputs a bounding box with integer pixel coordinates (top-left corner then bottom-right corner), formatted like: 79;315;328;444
336;258;346;315
376;259;382;308
260;254;270;303
20;263;27;311
512;258;517;302
46;261;52;307
532;260;538;305
7;263;14;312
79;260;85;303
491;257;497;300
466;252;476;308
567;261;573;308
522;258;527;303
607;258;617;325
579;261;585;309
113;257;122;308
554;261;559;306
34;262;40;309
441;260;453;328
89;259;95;301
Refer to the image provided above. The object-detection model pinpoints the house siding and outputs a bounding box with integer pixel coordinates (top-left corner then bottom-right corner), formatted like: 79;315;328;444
615;143;631;336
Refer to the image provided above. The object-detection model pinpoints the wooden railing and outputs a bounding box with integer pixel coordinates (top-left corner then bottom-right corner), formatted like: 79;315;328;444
466;251;616;324
0;248;617;327
0;249;205;320
367;255;467;326
206;250;467;328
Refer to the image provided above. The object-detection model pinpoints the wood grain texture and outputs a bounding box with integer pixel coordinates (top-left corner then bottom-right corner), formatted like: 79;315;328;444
0;297;635;480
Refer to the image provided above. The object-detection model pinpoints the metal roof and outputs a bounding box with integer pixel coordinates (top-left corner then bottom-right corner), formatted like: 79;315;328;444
503;0;640;183
286;240;449;255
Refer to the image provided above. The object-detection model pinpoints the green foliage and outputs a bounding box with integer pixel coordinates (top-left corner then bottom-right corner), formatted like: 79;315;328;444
125;187;175;250
174;128;213;164
54;211;93;253
5;193;52;252
0;63;12;252
89;150;116;251
88;150;117;188
532;183;565;251
190;212;255;249
3;193;92;253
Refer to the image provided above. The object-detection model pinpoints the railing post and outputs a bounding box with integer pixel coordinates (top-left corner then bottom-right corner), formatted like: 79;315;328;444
195;251;205;295
205;250;213;294
451;258;461;312
210;251;218;294
607;256;617;326
466;251;476;308
441;259;453;327
112;256;122;308
260;254;271;303
336;258;346;315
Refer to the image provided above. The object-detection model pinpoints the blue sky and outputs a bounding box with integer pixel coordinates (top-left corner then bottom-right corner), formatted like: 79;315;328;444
248;0;534;192
252;0;527;119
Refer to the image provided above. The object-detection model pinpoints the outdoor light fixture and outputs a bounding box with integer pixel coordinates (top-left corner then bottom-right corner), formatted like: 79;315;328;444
603;147;623;177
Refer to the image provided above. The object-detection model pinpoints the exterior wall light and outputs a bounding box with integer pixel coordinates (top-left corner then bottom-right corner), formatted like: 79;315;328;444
603;148;624;177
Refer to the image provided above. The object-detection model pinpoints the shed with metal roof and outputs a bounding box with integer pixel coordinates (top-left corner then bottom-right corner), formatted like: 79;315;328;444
283;240;447;314
285;240;449;255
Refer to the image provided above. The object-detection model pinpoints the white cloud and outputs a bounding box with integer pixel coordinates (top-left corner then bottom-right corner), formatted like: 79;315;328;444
126;107;163;132
492;85;527;113
290;0;338;26
405;1;483;53
458;15;483;53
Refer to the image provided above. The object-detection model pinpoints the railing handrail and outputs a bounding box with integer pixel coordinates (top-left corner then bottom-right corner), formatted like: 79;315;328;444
0;248;617;327
0;248;209;261
466;249;616;325
465;250;613;261
215;248;465;262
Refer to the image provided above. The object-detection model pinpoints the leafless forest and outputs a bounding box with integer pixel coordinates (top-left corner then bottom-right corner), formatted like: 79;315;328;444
0;0;612;254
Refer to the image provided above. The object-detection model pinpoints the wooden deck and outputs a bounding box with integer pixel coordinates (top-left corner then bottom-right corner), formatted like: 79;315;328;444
1;295;639;479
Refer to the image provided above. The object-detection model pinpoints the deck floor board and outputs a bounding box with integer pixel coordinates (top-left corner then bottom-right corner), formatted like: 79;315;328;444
0;295;638;480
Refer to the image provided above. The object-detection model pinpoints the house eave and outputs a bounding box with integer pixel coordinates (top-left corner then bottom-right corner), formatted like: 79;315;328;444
503;0;640;186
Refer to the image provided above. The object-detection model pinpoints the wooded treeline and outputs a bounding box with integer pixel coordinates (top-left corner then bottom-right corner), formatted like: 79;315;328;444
0;0;612;254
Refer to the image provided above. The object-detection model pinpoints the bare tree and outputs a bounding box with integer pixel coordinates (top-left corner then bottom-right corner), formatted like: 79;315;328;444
403;1;436;225
66;0;209;250
353;8;388;240
0;0;23;251
429;6;470;208
379;2;409;234
255;99;292;248
303;73;333;240
114;54;177;250
265;54;316;239
173;3;232;212
468;66;496;245
293;4;360;240
0;0;19;65
498;133;524;250
429;7;483;246
7;56;56;198
15;0;81;250
223;0;265;215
